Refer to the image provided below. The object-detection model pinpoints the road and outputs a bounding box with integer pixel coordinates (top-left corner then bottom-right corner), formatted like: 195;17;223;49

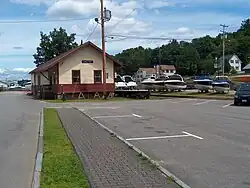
73;98;250;188
0;92;45;188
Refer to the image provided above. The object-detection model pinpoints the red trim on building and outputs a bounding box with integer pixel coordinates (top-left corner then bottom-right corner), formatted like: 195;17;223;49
57;83;115;94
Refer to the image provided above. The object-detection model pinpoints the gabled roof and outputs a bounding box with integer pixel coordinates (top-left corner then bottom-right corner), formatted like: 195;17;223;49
138;65;176;73
138;68;156;74
158;65;176;70
219;54;242;64
0;80;7;85
29;41;121;74
243;63;250;70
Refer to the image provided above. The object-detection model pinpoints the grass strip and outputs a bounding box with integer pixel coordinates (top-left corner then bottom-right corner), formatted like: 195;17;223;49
40;108;90;188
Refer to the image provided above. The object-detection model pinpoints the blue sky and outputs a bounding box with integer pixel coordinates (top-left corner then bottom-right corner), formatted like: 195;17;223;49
0;0;249;72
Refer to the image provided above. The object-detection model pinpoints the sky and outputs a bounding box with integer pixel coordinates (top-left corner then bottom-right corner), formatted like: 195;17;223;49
0;0;249;72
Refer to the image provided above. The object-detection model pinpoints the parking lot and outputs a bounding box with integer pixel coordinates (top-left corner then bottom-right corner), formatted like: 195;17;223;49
74;98;250;188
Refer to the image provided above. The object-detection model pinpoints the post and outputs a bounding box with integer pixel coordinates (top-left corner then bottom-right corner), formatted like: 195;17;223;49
222;35;225;75
100;0;107;99
158;47;161;76
220;24;228;76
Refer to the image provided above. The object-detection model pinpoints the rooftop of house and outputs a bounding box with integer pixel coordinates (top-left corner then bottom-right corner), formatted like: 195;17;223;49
243;63;250;70
0;80;7;85
219;54;242;63
138;68;156;74
29;41;121;74
138;65;176;74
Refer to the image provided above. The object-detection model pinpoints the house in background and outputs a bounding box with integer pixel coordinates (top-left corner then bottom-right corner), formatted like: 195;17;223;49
135;65;176;82
29;41;121;99
0;80;8;91
243;63;250;74
219;54;242;72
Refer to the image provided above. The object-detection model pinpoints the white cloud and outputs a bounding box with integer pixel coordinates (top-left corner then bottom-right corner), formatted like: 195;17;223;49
144;0;173;9
10;0;54;5
0;68;6;74
154;9;160;15
46;0;139;18
13;68;34;72
176;27;189;33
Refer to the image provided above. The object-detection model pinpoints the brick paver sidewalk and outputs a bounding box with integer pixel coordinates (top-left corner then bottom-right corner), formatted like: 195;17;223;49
57;108;179;188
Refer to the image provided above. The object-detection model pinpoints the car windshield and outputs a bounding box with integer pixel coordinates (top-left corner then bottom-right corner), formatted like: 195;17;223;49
238;84;250;93
168;75;182;81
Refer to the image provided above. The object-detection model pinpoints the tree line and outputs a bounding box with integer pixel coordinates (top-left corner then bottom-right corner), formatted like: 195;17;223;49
114;19;250;76
33;19;250;77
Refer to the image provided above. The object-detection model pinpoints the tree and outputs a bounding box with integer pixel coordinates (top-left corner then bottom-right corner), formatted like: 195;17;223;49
230;68;238;75
238;19;250;36
33;27;78;67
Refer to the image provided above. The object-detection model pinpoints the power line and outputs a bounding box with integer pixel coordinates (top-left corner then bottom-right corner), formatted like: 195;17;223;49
85;23;98;42
106;34;193;41
106;8;137;35
0;17;91;24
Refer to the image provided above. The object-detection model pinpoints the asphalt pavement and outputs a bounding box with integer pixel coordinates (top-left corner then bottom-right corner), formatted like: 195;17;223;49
74;98;250;188
0;92;45;188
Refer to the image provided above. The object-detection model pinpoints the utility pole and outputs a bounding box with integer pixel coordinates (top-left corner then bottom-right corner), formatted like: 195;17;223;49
100;0;107;98
220;24;228;76
97;0;111;99
157;47;161;77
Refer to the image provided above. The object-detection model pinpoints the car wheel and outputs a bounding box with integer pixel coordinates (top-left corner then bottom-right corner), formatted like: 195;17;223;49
234;101;239;106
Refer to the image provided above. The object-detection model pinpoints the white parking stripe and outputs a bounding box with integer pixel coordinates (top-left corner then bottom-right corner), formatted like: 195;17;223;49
126;134;190;141
193;100;215;106
222;103;233;108
182;131;203;140
92;115;134;119
132;114;142;118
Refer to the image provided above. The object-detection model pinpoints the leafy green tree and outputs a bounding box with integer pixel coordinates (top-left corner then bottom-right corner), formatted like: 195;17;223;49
33;27;78;67
230;68;238;75
238;19;250;36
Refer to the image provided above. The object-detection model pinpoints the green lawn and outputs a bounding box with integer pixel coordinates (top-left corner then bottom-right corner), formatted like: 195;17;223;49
41;108;90;188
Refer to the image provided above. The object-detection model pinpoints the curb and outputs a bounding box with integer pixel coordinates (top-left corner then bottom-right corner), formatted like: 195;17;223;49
151;94;233;101
74;107;192;188
32;109;44;188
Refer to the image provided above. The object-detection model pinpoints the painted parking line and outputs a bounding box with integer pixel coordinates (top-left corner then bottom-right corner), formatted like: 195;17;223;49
86;106;120;109
77;106;120;111
126;131;203;141
222;103;233;108
193;100;216;106
182;131;203;140
132;113;142;118
126;134;190;141
92;113;142;119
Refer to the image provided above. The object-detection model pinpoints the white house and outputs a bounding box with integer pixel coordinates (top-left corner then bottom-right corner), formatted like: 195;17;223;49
135;65;176;82
219;54;242;72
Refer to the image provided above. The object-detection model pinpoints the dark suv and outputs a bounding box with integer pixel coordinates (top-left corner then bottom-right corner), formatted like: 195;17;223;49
234;82;250;106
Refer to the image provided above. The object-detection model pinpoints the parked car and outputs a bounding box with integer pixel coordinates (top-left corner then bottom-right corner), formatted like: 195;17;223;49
234;82;250;106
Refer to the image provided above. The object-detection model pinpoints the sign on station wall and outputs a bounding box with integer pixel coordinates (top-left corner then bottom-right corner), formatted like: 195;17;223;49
82;60;94;63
